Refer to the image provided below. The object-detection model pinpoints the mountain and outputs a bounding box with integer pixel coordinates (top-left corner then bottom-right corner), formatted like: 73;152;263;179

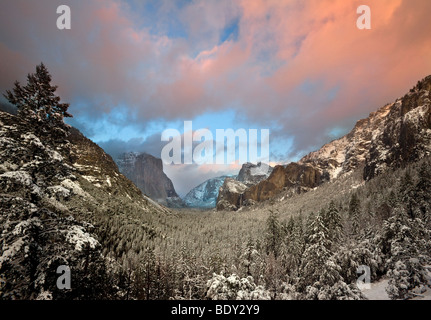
364;77;431;179
301;75;431;180
216;75;431;210
116;152;184;207
244;163;325;203
183;176;232;208
214;162;274;210
183;162;273;209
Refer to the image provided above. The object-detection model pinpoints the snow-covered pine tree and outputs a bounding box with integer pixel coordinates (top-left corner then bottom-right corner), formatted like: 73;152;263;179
264;210;284;259
298;210;332;290
173;244;206;299
3;63;72;136
324;201;343;245
304;211;316;245
205;273;270;300
140;247;157;300
264;251;284;299
398;171;417;219
414;161;431;224
379;207;431;299
300;209;366;300
348;193;361;236
240;238;263;281
332;240;380;285
283;216;304;277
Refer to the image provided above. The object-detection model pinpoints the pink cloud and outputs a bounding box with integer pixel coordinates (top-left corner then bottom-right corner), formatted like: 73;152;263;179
1;0;430;158
233;0;431;150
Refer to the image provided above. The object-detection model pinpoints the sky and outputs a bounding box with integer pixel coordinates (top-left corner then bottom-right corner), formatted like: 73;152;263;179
1;0;431;196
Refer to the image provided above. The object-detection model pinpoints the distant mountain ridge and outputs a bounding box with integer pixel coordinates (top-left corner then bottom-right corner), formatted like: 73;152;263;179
183;162;273;209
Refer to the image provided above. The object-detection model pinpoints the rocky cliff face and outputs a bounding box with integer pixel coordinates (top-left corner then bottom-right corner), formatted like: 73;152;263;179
299;103;392;179
216;178;248;211
300;75;431;181
116;152;184;207
244;163;326;203
216;75;431;211
213;162;273;210
364;77;431;179
216;163;326;211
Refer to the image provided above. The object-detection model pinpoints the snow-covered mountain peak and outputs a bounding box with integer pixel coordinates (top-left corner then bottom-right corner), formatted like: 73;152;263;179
183;175;233;208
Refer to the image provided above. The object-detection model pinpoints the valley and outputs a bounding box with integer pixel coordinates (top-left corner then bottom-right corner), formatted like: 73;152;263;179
1;67;430;300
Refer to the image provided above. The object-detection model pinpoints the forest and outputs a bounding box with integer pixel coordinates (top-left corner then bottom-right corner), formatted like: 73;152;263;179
91;158;431;300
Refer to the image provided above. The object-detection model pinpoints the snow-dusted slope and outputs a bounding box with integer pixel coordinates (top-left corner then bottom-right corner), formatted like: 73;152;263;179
300;75;431;181
364;80;431;179
183;176;232;208
299;102;393;179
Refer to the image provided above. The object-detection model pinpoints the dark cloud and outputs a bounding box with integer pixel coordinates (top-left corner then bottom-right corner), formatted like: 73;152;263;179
98;133;164;160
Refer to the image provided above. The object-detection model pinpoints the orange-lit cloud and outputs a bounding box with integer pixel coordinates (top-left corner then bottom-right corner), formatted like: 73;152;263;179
1;0;430;193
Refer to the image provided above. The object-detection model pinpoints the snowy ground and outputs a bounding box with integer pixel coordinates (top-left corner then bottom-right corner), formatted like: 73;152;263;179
362;276;431;300
362;279;390;300
411;290;431;300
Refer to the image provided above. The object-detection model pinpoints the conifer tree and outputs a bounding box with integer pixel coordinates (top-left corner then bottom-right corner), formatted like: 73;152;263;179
264;210;283;259
415;161;431;222
141;247;156;300
299;210;332;289
324;201;343;244
387;190;398;210
379;207;431;299
284;217;304;276
240;238;262;279
304;211;316;245
349;193;361;236
4;63;72;132
398;171;417;218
